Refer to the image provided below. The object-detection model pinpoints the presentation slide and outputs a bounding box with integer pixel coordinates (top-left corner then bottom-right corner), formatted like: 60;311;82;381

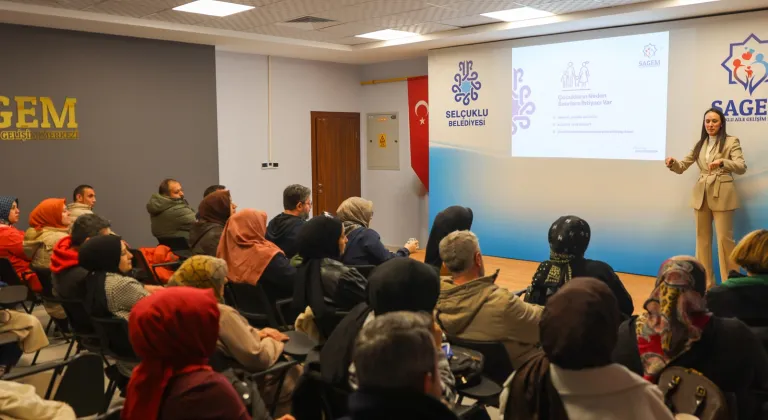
511;31;670;160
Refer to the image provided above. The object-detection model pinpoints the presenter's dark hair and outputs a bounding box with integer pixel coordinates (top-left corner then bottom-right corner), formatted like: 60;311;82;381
692;108;727;160
73;184;93;202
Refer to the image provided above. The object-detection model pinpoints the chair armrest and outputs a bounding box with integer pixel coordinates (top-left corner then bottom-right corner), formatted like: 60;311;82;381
250;359;299;380
237;310;269;327
282;330;317;358
0;332;19;346
457;375;502;400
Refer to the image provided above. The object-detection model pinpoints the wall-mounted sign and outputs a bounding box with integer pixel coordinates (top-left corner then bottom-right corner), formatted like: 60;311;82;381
0;96;79;141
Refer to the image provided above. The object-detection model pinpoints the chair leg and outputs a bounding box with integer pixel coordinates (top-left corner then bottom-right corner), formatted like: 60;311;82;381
103;379;117;414
269;370;290;417
30;349;42;366
44;365;65;399
44;318;54;336
62;339;76;361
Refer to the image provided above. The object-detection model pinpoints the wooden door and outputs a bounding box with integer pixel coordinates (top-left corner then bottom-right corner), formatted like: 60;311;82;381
311;111;361;216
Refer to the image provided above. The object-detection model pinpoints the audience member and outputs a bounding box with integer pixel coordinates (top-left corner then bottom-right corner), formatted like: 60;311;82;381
67;184;96;221
526;216;634;317
613;256;768;419
293;214;367;341
707;229;768;346
122;287;251;420
203;184;226;198
342;311;458;420
23;198;71;273
190;190;236;256
167;255;298;415
50;214;112;299
217;209;295;298
266;184;311;259
321;258;455;402
0;309;49;375
424;206;473;273
501;278;674;420
79;235;150;377
337;197;417;266
146;178;196;240
0;380;75;420
436;230;542;369
0;196;39;289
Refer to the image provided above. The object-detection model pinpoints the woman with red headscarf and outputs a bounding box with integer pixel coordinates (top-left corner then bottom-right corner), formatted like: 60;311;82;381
123;287;250;420
0;196;40;291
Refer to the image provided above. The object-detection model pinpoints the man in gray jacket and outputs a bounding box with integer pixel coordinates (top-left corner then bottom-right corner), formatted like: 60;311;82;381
146;178;196;240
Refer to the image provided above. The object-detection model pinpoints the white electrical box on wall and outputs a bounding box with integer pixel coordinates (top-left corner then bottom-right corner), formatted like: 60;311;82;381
366;113;400;170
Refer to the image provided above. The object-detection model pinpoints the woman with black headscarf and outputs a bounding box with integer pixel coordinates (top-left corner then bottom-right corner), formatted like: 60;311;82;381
500;278;674;420
293;214;367;341
525;215;634;317
79;235;151;379
320;258;456;403
424;206;473;273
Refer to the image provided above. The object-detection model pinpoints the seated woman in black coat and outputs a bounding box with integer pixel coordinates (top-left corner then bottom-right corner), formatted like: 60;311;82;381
525;215;634;318
336;197;417;266
216;208;295;299
707;229;768;349
613;256;768;419
423;206;473;274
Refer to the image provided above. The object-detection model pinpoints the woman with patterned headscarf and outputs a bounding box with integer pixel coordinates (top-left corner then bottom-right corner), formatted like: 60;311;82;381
525;215;634;317
613;256;768;418
167;255;298;415
337;197;418;266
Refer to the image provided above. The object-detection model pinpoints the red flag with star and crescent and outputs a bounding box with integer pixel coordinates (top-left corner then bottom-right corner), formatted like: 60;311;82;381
408;76;429;191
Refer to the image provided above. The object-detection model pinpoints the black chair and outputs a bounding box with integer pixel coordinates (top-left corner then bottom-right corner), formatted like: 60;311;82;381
156;237;193;259
0;259;36;313
0;285;30;311
348;265;376;279
128;249;181;285
227;282;282;329
58;297;102;355
31;268;70;334
90;315;140;407
2;352;105;417
252;359;300;417
275;296;350;339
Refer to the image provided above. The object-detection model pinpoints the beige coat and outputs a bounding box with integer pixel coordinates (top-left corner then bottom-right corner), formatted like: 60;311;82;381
670;136;747;211
436;276;543;369
0;381;75;420
0;309;49;353
65;203;93;223
22;227;68;270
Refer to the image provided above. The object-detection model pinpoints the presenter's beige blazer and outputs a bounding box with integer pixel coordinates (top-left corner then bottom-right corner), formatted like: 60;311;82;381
669;136;747;211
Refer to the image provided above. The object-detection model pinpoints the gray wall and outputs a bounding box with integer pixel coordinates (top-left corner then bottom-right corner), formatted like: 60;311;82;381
0;24;218;246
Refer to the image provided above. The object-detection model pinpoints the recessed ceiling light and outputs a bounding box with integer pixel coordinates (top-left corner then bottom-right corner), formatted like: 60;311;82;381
355;29;418;41
481;7;554;22
173;0;254;17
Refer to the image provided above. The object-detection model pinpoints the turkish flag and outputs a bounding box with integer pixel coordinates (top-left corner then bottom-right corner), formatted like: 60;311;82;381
408;76;429;191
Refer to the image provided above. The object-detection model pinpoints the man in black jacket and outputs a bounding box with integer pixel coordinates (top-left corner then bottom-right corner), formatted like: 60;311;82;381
266;184;311;258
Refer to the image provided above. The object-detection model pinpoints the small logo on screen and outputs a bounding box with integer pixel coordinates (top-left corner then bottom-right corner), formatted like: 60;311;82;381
639;43;660;68
452;60;481;106
721;33;768;96
643;44;658;58
512;68;535;135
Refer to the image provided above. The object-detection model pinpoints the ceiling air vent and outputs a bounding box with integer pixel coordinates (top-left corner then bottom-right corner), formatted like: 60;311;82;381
285;16;335;24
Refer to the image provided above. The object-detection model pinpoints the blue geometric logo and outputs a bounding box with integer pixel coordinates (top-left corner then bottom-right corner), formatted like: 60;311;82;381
512;68;535;135
452;60;481;106
721;33;768;96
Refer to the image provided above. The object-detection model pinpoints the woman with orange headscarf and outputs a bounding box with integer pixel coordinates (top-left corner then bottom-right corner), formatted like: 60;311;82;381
217;209;296;298
23;198;71;273
122;287;251;420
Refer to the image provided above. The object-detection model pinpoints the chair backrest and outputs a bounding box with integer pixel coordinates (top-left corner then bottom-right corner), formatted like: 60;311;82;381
348;265;376;279
59;298;97;336
53;353;105;417
128;249;158;285
446;335;514;386
227;282;280;329
90;316;139;362
157;237;191;252
0;258;22;286
31;267;55;298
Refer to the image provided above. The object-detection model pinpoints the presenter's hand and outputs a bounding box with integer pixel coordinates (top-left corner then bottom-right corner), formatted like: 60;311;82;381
709;159;723;170
665;157;676;168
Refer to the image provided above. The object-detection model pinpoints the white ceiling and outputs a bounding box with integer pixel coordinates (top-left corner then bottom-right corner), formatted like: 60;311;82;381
0;0;766;63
